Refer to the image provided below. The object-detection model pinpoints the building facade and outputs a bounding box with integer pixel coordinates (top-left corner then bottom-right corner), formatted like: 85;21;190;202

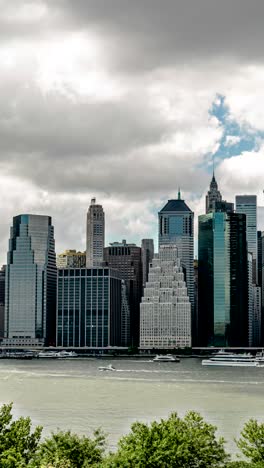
206;173;222;213
158;192;194;324
0;266;5;339
86;198;105;267
236;195;257;284
198;210;248;346
57;250;86;269
141;239;154;288
104;240;142;346
4;215;57;346
140;244;191;349
57;267;122;348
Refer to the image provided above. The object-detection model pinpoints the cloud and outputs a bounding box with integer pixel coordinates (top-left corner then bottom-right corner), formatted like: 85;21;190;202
1;1;264;263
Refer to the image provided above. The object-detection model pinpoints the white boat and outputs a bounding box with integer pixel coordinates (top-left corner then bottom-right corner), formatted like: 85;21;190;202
56;351;78;358
202;350;256;367
98;364;116;372
38;351;58;358
153;354;180;363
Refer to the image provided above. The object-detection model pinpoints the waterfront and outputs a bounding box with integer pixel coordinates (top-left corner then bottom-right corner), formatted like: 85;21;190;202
0;358;263;454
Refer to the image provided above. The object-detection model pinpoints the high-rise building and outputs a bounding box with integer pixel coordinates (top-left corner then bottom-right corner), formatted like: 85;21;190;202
257;231;264;343
0;266;6;339
57;267;123;348
104;240;142;346
206;173;222;213
140;244;191;349
141;239;154;288
57;250;86;269
4;215;57;346
86;198;105;267
158;192;194;322
236;195;257;284
198;209;248;346
252;285;261;346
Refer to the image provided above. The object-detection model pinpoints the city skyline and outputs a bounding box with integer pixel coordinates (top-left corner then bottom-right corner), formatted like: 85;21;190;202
1;1;264;265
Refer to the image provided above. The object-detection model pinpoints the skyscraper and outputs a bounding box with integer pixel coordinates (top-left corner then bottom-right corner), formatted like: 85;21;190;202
4;215;57;346
141;239;154;287
0;266;5;339
206;173;222;213
104;240;142;346
158;192;194;318
236;195;257;284
86;198;105;267
57;267;123;348
198;209;248;346
140;244;191;349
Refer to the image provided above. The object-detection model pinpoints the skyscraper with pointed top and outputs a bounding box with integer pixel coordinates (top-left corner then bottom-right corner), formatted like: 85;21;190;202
206;172;222;213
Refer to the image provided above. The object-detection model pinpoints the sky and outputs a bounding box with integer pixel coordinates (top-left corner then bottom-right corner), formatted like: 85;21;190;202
1;0;264;264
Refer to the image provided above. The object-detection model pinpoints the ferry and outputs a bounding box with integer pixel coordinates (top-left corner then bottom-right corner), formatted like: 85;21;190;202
153;354;180;363
202;350;256;367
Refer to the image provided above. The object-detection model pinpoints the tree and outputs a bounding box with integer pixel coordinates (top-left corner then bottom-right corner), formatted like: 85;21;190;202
237;420;264;464
103;411;229;467
30;428;106;467
225;463;264;468
0;402;42;467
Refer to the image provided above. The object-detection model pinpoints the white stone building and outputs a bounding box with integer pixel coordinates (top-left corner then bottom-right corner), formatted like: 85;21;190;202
86;198;105;267
140;244;191;349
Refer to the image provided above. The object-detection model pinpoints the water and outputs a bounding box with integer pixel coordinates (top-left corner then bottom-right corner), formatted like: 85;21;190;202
0;357;263;454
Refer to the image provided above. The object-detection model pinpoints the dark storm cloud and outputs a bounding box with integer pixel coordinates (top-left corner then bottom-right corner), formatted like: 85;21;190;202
55;0;264;71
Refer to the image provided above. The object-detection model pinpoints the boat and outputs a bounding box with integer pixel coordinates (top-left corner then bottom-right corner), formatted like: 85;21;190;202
56;351;78;358
98;364;116;371
202;350;256;367
153;354;180;363
38;351;58;358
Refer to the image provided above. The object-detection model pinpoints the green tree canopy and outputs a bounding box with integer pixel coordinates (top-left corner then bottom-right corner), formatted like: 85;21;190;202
30;428;106;468
237;419;264;464
104;411;229;468
0;402;42;468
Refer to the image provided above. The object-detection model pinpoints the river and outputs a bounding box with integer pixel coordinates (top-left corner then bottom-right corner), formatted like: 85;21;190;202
0;357;263;455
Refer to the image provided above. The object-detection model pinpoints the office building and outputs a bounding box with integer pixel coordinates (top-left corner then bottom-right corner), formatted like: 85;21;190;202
104;240;142;345
86;198;105;267
198;209;248;346
206;173;222;213
141;239;154;288
140;244;191;349
257;231;264;343
4;215;57;346
57;268;123;348
158;191;194;322
236;195;257;284
252;285;261;346
57;250;86;269
0;266;5;339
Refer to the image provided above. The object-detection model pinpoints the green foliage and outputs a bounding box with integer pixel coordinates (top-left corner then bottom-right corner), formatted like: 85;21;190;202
0;402;42;468
103;411;228;468
30;428;106;468
226;463;264;468
237;420;264;463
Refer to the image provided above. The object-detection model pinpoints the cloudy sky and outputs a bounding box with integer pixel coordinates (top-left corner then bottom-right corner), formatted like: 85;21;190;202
1;0;264;264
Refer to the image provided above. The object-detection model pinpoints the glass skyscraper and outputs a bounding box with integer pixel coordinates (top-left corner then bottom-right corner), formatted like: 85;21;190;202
198;211;248;346
4;215;57;346
57;268;123;348
236;195;257;284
